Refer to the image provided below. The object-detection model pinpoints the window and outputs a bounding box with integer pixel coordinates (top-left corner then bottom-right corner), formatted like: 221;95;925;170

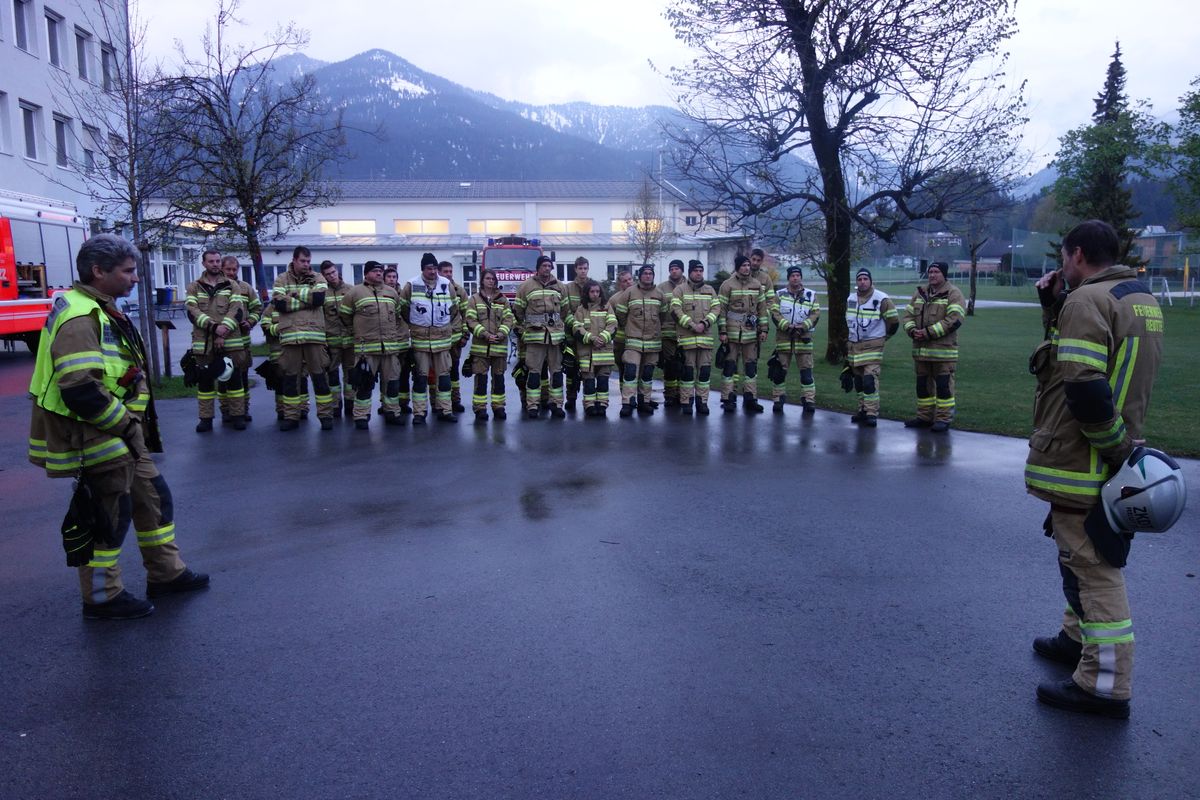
75;29;92;80
706;216;720;226
393;219;450;234
53;114;71;167
612;219;662;234
108;133;124;178
20;101;40;160
684;215;698;226
82;124;100;171
13;0;32;52
0;93;11;154
319;219;376;235
45;11;63;67
538;219;593;234
100;45;115;90
467;219;521;235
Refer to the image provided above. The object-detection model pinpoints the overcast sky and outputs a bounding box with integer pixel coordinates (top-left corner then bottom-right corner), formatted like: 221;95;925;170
141;0;1199;169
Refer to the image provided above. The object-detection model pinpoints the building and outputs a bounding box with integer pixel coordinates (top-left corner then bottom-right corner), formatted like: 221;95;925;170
0;0;123;218
173;180;749;295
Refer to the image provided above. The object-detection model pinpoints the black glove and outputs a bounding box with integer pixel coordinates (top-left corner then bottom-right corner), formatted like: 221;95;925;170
839;364;854;393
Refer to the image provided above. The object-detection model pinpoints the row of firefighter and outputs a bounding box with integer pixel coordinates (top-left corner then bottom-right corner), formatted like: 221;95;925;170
184;247;964;430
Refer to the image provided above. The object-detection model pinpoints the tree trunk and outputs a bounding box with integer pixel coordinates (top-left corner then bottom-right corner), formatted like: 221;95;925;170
967;238;987;317
247;228;269;300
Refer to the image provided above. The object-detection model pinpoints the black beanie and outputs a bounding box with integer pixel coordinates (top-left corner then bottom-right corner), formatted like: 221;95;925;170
420;252;438;268
669;259;684;270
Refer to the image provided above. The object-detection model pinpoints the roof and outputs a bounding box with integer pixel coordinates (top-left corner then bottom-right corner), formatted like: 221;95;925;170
331;180;690;203
262;231;747;251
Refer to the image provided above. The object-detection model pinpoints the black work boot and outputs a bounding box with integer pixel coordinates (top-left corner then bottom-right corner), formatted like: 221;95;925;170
82;590;154;620
565;395;577;413
620;402;634;418
1037;679;1129;719
384;412;404;427
931;420;950;433
802;400;816;415
773;397;786;414
195;418;213;433
1033;631;1083;666
743;392;763;414
278;418;299;432
475;409;488;424
230;415;246;431
412;414;426;425
319;417;334;431
904;417;933;428
696;400;710;416
493;408;507;421
722;395;737;413
863;415;878;428
550;405;566;419
680;398;693;415
637;395;654;416
355;418;369;430
147;568;210;598
436;411;457;423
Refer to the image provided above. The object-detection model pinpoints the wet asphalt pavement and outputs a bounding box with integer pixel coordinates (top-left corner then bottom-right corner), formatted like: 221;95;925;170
0;348;1197;800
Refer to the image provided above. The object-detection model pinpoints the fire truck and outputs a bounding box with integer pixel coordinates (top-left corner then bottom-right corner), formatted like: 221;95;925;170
471;235;554;298
0;193;88;351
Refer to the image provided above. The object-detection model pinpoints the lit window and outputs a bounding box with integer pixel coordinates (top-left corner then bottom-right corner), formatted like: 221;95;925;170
467;219;521;235
612;219;662;234
394;219;450;234
538;219;594;234
320;220;377;235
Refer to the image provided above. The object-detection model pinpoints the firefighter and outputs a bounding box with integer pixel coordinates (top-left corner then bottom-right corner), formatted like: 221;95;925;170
718;254;769;414
1027;221;1164;718
569;279;618;418
465;268;515;423
902;261;966;432
438;260;469;414
562;256;591;412
273;245;337;431
383;266;412;415
320;260;355;418
769;266;821;414
401;252;460;424
671;259;720;415
611;264;668;417
28;234;208;619
657;259;687;407
339;261;407;429
184;249;237;432
845;268;898;427
514;255;568;419
609;268;634;369
219;256;261;425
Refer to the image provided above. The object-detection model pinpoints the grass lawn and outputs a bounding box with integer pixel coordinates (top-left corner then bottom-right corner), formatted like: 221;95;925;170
769;304;1200;457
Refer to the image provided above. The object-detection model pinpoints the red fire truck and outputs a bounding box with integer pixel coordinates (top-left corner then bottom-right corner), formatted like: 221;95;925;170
474;235;554;298
0;194;88;351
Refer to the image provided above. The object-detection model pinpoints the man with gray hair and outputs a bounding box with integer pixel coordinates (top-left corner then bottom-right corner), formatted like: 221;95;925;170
28;234;208;620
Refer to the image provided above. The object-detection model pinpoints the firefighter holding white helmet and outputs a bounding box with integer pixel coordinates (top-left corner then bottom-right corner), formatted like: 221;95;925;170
1026;220;1172;718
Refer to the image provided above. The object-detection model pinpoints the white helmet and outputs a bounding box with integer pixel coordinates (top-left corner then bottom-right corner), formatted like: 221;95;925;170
1101;447;1187;533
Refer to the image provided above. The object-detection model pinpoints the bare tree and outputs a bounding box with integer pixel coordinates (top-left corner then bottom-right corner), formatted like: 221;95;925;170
44;0;189;379
624;178;672;267
934;171;1018;315
661;0;1026;362
160;0;350;297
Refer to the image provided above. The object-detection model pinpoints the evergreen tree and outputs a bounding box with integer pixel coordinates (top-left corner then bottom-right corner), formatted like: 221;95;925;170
1052;43;1157;266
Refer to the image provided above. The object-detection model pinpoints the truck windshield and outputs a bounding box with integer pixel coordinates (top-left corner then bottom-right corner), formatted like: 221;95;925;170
482;248;541;271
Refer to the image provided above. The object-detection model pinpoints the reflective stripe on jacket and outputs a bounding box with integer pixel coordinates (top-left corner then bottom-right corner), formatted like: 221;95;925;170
903;282;966;360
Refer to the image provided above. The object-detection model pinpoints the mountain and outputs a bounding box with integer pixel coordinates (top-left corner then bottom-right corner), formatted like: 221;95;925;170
276;49;673;180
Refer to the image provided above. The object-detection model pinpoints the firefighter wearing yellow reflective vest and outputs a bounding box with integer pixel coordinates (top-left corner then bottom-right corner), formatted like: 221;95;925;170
320;260;355;419
769;266;821;414
718;254;769;414
465;268;515;423
902;262;966;432
1026;221;1163;719
568;279;618;418
219;256;261;425
401;252;461;424
846;268;898;427
185;249;239;433
657;259;687;407
514;255;569;419
439;260;470;414
339;260;408;429
273;245;337;431
671;260;720;415
28;234;208;620
611;264;668;417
